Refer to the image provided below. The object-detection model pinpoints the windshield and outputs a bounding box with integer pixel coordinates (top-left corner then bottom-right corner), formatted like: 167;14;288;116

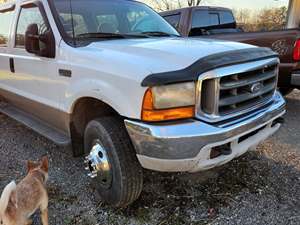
52;0;180;44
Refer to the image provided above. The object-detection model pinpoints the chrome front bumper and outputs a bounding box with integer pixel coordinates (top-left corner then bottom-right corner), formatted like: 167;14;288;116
125;92;286;172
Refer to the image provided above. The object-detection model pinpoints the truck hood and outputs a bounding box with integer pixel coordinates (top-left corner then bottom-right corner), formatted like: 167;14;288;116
82;37;255;75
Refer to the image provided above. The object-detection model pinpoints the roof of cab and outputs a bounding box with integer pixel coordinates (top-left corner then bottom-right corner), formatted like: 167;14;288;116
160;6;232;16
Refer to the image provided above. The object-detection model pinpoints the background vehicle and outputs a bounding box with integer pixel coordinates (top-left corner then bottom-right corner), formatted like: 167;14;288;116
0;0;285;207
161;6;300;95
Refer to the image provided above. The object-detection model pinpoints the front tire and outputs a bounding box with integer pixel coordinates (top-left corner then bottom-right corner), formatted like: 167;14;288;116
84;117;143;207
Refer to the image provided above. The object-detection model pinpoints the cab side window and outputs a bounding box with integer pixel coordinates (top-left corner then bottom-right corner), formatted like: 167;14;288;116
219;11;235;25
163;14;181;30
191;10;219;29
0;7;14;47
15;6;47;47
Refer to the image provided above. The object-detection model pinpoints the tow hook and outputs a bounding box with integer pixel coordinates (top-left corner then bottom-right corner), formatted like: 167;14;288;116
210;143;232;159
273;117;285;126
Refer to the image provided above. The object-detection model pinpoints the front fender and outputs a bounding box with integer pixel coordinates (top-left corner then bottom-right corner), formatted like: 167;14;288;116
63;78;146;119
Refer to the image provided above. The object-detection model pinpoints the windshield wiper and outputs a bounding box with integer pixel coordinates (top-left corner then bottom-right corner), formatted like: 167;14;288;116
140;31;181;37
76;32;149;39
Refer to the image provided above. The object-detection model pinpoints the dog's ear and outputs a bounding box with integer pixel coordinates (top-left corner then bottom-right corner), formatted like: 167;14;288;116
41;156;49;172
27;161;39;172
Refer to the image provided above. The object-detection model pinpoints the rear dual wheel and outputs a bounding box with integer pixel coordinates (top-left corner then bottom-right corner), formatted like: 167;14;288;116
83;117;143;207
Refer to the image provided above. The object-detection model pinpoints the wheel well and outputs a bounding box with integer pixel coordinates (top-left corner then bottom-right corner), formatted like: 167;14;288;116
70;97;119;156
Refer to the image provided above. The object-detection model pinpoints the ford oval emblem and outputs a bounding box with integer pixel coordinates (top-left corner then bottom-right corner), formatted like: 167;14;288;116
251;83;264;94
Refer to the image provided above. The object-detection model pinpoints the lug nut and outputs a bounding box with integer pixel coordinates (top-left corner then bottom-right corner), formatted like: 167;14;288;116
88;173;97;178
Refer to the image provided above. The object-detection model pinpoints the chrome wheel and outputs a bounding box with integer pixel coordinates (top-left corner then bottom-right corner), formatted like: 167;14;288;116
84;140;112;188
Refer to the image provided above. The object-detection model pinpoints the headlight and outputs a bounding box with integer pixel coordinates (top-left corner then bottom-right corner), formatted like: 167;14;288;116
152;82;196;109
141;82;196;122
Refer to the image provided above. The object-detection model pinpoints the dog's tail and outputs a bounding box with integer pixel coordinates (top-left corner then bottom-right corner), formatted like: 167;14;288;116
0;181;16;215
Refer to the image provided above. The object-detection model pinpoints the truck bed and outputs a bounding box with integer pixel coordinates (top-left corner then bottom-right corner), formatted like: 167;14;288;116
201;29;300;64
199;29;300;87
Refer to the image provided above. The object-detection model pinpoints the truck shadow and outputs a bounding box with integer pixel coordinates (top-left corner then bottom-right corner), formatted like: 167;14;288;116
270;91;300;150
121;151;300;224
285;91;300;114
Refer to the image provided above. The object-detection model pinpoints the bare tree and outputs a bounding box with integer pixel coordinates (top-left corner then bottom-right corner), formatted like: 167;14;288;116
177;0;183;8
150;0;186;11
232;8;253;31
233;6;288;32
148;0;203;11
256;6;288;31
233;8;252;25
188;0;202;6
151;0;173;11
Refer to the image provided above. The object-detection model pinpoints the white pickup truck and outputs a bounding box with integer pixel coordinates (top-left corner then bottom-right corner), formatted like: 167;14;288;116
0;0;285;207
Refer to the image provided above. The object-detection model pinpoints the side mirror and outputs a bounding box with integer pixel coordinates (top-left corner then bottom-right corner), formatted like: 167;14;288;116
25;23;40;54
25;23;55;58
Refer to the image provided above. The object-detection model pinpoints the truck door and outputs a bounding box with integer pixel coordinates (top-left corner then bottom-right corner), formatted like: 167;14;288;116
8;2;60;122
0;4;16;98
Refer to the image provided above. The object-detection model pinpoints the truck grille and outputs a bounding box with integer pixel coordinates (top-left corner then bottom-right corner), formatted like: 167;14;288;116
197;59;279;122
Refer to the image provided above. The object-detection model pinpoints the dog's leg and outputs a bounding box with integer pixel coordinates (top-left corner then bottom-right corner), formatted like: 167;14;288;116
40;195;49;225
40;208;49;225
25;219;33;225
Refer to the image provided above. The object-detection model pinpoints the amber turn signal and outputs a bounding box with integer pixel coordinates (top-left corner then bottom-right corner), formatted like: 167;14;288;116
141;89;195;122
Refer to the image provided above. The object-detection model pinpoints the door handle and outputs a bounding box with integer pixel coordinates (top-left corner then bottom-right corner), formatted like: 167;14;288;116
9;58;15;73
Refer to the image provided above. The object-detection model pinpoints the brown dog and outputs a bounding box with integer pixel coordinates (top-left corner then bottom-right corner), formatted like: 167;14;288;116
0;156;49;225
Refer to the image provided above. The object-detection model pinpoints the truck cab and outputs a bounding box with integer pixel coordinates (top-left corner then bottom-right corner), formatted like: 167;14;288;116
0;0;285;207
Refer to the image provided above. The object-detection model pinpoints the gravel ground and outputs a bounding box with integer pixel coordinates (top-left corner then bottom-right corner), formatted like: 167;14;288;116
0;91;299;225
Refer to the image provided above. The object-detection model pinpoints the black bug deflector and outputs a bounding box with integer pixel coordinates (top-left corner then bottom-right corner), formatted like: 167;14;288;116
141;47;278;87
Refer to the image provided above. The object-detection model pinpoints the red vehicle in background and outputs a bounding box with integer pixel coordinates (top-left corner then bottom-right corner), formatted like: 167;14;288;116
161;6;300;95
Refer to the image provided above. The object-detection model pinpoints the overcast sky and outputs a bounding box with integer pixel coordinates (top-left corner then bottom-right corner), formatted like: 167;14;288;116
141;0;290;10
199;0;289;9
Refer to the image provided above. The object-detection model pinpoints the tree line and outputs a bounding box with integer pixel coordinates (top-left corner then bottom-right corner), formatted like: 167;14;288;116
145;0;288;32
147;0;203;11
234;7;287;32
0;0;288;32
